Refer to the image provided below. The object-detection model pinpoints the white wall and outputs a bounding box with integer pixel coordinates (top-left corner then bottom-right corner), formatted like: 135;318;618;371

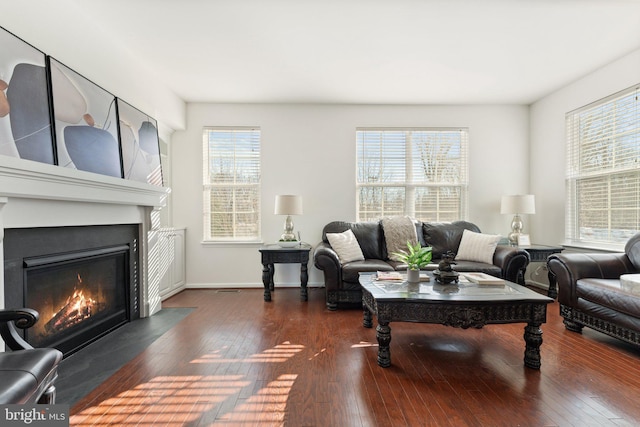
530;48;640;248
171;103;529;287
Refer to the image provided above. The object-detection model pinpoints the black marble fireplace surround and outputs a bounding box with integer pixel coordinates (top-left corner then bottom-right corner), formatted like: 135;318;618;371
3;224;140;357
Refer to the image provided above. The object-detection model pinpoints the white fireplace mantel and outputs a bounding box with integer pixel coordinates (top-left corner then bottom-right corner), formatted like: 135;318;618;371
0;155;170;319
0;155;168;208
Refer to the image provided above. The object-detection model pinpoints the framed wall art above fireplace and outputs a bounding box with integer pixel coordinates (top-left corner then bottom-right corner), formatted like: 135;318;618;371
117;98;163;186
49;57;122;178
0;27;55;164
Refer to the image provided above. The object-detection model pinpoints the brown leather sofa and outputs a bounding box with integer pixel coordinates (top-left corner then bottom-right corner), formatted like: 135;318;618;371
314;220;530;310
0;308;63;404
547;233;640;345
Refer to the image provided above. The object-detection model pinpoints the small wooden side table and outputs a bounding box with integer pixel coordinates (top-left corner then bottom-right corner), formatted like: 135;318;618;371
259;243;312;302
518;245;564;299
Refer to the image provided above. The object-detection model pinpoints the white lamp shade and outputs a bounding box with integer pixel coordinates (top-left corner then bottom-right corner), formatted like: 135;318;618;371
274;195;303;215
501;194;535;215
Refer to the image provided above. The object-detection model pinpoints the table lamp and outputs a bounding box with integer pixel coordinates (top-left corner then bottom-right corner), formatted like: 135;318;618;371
274;195;303;242
501;194;535;244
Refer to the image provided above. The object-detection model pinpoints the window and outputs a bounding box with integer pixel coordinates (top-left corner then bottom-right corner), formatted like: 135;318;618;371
356;128;468;222
566;84;640;246
203;127;261;241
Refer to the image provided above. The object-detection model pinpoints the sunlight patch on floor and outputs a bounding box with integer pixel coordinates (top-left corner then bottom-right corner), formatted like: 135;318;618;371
351;341;378;348
70;374;298;426
190;341;304;364
70;342;303;426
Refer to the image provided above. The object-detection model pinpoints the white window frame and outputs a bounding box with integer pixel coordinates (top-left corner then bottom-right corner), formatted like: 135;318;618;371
356;128;469;222
202;127;261;243
565;84;640;249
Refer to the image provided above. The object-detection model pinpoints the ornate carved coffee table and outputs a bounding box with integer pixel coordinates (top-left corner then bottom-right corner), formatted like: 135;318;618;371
359;272;553;369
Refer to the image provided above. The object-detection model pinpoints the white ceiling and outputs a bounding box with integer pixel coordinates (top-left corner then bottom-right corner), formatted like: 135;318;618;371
18;0;640;105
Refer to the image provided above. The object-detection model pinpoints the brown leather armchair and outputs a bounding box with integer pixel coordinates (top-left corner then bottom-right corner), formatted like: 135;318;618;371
547;233;640;345
0;308;63;404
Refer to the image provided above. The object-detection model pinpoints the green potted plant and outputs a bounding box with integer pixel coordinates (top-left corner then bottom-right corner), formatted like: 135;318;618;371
392;241;433;283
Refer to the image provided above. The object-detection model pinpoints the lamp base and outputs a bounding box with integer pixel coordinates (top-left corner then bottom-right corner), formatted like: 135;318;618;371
279;232;297;241
508;232;521;246
508;214;523;245
279;215;297;242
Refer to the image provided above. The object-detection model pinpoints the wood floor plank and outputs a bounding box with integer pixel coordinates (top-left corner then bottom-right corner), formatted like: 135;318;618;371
68;287;640;426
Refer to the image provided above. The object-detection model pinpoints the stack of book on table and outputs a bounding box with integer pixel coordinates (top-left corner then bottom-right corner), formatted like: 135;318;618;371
461;272;505;287
376;271;431;282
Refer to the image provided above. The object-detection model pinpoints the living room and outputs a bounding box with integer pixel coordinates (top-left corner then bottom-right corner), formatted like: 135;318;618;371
2;0;640;426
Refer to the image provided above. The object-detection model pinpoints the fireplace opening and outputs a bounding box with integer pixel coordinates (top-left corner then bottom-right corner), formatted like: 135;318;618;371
3;224;140;357
24;246;129;354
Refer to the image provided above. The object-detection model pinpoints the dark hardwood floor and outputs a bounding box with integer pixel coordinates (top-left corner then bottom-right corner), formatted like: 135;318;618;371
70;287;640;426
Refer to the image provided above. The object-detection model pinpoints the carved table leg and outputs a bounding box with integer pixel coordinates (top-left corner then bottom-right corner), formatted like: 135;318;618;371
376;321;391;368
517;267;526;286
547;269;558;299
300;262;308;301
523;322;543;369
269;264;275;291
262;263;272;301
363;307;372;328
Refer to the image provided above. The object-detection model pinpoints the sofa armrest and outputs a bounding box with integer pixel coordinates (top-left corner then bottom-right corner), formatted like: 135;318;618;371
547;252;636;304
493;245;530;283
313;242;342;292
0;308;38;351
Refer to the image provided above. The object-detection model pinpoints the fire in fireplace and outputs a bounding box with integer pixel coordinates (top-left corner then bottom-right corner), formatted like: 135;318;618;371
46;274;100;335
3;224;140;357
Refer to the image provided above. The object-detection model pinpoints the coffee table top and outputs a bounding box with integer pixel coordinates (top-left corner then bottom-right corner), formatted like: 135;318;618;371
359;272;553;304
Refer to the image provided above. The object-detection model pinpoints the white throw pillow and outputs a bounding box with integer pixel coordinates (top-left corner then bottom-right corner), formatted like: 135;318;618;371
455;229;501;264
326;229;365;264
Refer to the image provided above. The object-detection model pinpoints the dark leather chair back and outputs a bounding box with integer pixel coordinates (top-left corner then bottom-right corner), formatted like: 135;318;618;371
625;232;640;270
422;221;480;258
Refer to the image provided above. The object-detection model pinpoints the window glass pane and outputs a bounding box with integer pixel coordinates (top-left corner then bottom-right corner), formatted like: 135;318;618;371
414;186;463;222
357;130;406;184
411;131;464;184
357;186;405;219
357;186;382;218
381;187;405;216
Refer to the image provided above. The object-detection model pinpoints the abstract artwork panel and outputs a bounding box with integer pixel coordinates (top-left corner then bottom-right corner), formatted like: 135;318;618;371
0;26;55;164
117;99;162;186
50;57;122;178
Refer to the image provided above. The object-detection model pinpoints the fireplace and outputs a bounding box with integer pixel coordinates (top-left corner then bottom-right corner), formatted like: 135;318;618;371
3;224;140;356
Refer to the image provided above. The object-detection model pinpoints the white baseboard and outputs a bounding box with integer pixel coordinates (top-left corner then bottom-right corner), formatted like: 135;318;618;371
160;287;186;301
186;282;325;289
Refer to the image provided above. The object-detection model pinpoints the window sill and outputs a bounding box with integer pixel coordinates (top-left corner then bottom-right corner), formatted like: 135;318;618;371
201;240;264;248
562;241;625;253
